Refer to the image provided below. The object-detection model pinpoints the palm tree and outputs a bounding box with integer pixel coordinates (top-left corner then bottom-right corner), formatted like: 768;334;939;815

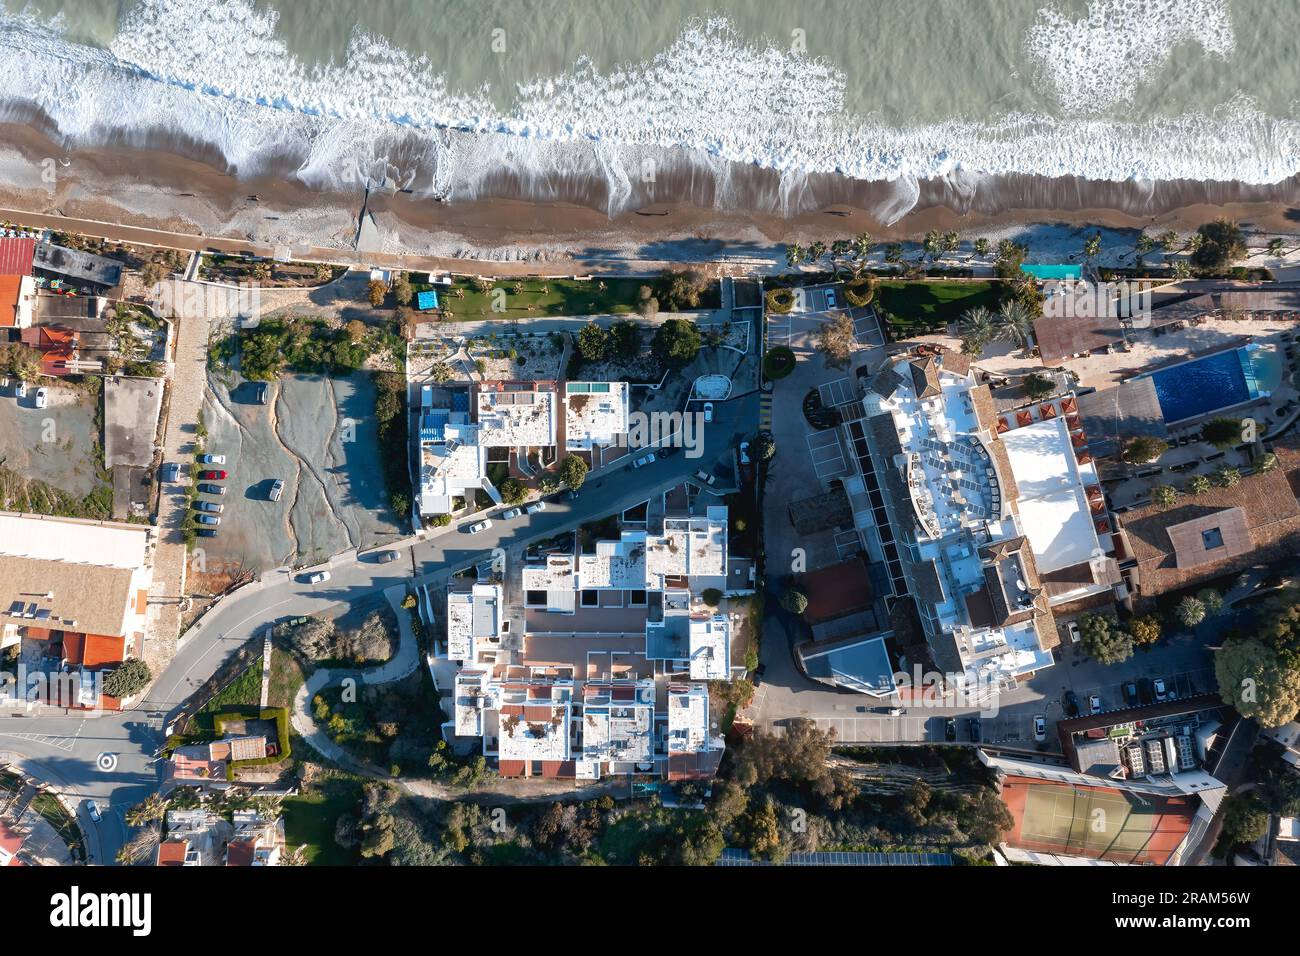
973;237;991;259
959;306;995;357
785;243;804;269
125;792;167;829
1157;230;1180;253
942;231;960;255
922;230;942;262
854;231;873;262
995;300;1034;349
1135;233;1155;256
1267;237;1286;259
885;243;904;265
1083;232;1102;261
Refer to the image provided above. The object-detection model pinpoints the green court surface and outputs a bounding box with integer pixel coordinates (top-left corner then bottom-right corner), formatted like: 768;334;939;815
1020;785;1158;857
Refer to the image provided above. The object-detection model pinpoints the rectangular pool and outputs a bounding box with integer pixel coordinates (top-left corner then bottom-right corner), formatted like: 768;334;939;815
1021;264;1083;280
1144;347;1260;424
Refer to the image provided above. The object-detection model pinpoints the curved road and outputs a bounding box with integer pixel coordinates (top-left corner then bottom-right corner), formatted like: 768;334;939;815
0;394;754;863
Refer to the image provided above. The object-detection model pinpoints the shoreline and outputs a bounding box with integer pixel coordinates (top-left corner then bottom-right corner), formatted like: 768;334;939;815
3;121;1300;272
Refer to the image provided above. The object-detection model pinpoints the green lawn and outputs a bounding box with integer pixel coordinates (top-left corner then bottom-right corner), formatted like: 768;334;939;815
430;277;650;319
282;779;365;865
194;663;263;734
875;280;1002;335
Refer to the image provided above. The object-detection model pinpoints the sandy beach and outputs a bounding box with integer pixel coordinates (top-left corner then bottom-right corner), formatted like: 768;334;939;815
4;118;1300;273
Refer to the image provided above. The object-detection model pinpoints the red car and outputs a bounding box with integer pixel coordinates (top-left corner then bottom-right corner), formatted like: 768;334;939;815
198;470;227;481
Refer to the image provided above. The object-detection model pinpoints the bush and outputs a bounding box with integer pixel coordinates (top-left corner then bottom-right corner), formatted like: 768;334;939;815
1078;614;1134;665
367;279;387;307
1197;588;1224;616
1021;373;1054;401
428;514;451;527
762;346;796;380
103;658;152;699
499;477;527;506
1151;485;1177;509
651;319;701;368
765;287;795;314
701;588;723;607
1211;464;1241;488
1130;615;1162;646
560;454;588;490
781;590;808;615
843;277;875;307
1123;436;1168;465
1173;595;1206;628
1201;417;1244;448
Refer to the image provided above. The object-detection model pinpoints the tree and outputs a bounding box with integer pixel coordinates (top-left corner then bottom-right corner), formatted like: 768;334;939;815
428;362;453;385
1079;613;1134;665
815;311;856;369
499;477;527;506
1021;372;1054;401
1218;793;1269;848
958;306;994;358
560;454;588;490
1211;464;1241;488
1198;588;1224;616
973;237;991;258
854;231;873;262
1135;233;1155;256
577;322;609;362
1158;230;1181;253
1082;232;1102;261
1151;484;1177;509
1123;435;1168;465
701;588;722;607
781;590;808;615
650;319;701;368
752;433;776;461
367;279;387;307
104;658;152;699
0;343;42;381
942;231;960;254
785;243;804;268
391;274;413;306
994;300;1034;349
125;793;167;828
1130;615;1162;646
654;268;710;311
1187;473;1211;495
1201;417;1244;448
1173;595;1206;629
1215;638;1300;727
884;243;904;264
1257;452;1280;474
345;318;368;343
1191;219;1246;271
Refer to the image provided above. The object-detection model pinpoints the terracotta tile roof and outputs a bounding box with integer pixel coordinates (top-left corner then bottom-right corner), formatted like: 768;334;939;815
0;238;35;277
0;275;22;327
225;839;255;866
62;632;127;668
156;839;189;866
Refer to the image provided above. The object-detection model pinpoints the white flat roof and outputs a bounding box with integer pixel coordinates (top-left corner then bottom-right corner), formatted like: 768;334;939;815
999;418;1101;573
565;382;629;450
476;388;556;447
0;513;150;569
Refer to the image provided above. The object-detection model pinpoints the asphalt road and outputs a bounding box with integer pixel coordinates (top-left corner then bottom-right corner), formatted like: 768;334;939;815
0;388;756;864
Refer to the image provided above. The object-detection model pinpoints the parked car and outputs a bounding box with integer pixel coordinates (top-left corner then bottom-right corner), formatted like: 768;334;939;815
632;452;656;469
162;462;182;483
739;441;751;465
1123;681;1140;707
192;500;223;514
825;288;838;309
468;519;493;534
703;401;714;423
1153;678;1170;702
269;478;285;502
306;570;330;585
968;717;981;742
944;717;957;742
565;489;579;501
376;550;399;563
1066;620;1081;643
196;528;218;538
194;514;220;527
695;469;717;486
13;380;26;398
524;501;547;515
658;445;677;458
1033;715;1047;742
198;470;227;481
34;387;47;409
198;483;226;496
85;800;101;823
254;382;269;405
197;453;226;465
1088;694;1102;715
1063;690;1080;718
501;507;522;520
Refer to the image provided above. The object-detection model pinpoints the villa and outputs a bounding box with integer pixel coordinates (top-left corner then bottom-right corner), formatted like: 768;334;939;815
564;381;630;451
475;380;557;450
416;388;489;517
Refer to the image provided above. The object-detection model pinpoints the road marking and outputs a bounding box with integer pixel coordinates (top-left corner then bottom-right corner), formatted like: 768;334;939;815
0;733;77;752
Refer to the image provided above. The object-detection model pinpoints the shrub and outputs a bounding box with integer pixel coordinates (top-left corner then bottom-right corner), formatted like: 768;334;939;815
651;319;701;368
428;514;451;527
1129;615;1162;646
1197;588;1224;616
1151;485;1177;509
499;477;527;505
765;287;795;314
843;277;875;307
367;280;387;307
1257;452;1280;474
1187;474;1211;495
1021;373;1055;401
1123;436;1168;465
103;658;152;699
1200;417;1244;448
1173;595;1206;628
701;588;723;607
1210;464;1241;488
762;346;796;380
781;590;808;615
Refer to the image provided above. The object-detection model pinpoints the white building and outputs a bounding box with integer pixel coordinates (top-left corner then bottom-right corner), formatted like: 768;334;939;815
446;583;502;664
666;684;725;781
418;410;488;517
564;382;630;451
475;382;557;449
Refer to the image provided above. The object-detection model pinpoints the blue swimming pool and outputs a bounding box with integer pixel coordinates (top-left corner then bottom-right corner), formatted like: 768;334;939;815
1020;263;1083;280
1144;346;1270;424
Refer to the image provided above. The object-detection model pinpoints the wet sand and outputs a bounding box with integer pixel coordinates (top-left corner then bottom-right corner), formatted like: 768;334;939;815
3;119;1300;269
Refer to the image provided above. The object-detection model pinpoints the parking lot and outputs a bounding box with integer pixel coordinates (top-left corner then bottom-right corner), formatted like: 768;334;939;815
805;429;851;482
766;283;885;350
196;370;402;574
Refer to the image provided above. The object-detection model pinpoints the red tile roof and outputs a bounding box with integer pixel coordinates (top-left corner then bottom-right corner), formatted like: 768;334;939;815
225;839;255;866
0;238;35;277
0;275;22;327
156;840;189;866
62;633;127;668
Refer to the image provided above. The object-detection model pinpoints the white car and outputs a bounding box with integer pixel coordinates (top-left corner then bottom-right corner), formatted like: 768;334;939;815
86;800;101;823
703;402;714;423
34;387;48;409
1066;620;1081;643
197;454;227;465
825;288;838;309
501;507;522;520
13;380;26;398
1153;678;1170;702
1033;715;1047;742
306;570;330;585
1088;695;1102;715
468;520;493;534
632;452;656;469
739;441;751;465
524;501;547;515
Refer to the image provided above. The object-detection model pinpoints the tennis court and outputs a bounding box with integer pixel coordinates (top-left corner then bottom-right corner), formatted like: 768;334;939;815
1002;776;1195;864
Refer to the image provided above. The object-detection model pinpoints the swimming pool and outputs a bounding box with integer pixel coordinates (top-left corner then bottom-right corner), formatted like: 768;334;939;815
1144;345;1279;424
1021;263;1083;280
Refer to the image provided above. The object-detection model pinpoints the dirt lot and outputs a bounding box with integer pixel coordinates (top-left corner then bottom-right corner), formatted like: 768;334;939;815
200;369;402;573
0;379;100;499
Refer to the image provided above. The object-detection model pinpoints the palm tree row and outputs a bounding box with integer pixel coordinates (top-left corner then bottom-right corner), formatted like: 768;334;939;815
958;300;1034;358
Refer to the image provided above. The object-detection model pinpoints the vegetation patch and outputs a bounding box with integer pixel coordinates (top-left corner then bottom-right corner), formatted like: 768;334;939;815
875;280;1001;336
762;345;796;380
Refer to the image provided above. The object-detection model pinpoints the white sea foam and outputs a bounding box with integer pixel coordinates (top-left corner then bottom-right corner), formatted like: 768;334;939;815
1024;0;1235;113
0;0;1295;222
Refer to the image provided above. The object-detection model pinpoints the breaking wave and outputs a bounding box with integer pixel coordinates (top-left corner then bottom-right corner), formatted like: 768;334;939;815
0;0;1296;220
